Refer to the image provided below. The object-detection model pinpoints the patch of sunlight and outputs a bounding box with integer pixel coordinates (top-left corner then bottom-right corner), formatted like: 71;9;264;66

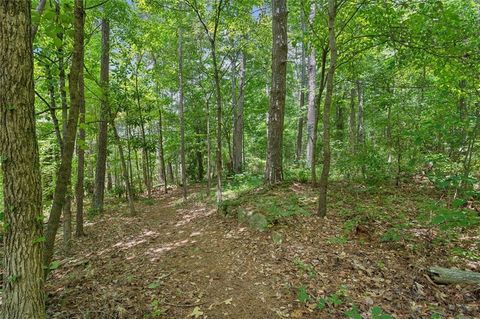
111;230;159;251
175;208;215;227
147;238;197;262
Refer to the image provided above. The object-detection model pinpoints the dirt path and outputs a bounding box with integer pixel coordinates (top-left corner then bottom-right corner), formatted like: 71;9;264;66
46;187;288;318
46;184;480;318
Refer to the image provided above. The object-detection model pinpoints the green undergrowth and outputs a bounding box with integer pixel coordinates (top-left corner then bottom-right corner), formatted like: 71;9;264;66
217;175;480;262
220;176;310;231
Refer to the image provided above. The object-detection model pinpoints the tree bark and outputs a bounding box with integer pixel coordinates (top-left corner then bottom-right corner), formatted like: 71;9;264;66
428;267;480;285
317;0;337;217
265;0;288;185
44;0;84;272
233;52;246;173
75;69;86;237
178;26;188;199
92;18;110;213
157;107;168;193
295;11;307;163
305;2;317;169
211;40;224;204
311;47;328;184
0;2;45;317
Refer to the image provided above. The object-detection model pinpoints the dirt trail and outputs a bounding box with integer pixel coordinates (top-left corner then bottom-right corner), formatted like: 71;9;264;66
47;187;287;318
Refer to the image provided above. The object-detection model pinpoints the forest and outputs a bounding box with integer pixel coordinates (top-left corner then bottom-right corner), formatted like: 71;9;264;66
1;0;480;318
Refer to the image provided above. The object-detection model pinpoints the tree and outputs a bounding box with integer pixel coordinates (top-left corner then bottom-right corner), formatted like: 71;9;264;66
0;1;45;317
178;25;187;200
317;0;337;217
305;2;317;169
92;18;110;213
186;0;225;204
265;0;288;185
44;0;84;271
232;52;246;174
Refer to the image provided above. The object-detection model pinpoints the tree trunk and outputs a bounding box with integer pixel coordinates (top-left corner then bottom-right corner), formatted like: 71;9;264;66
135;68;152;197
233;52;246;173
265;0;288;185
92;18;110;213
311;48;328;184
167;161;174;184
75;68;86;237
317;0;337;217
0;2;45;317
206;98;212;193
211;40;224;204
44;0;84;272
178;26;188;199
45;64;63;150
305;2;317;169
357;80;365;146
157;107;168;193
349;87;356;156
428;267;480;285
295;12;307;163
110;119;136;215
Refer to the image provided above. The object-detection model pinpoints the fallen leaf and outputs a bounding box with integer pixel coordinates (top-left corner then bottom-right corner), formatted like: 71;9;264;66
189;306;204;318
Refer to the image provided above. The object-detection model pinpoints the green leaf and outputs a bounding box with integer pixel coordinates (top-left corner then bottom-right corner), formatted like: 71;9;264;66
345;306;362;319
147;281;160;289
297;285;310;303
32;236;46;244
49;260;61;270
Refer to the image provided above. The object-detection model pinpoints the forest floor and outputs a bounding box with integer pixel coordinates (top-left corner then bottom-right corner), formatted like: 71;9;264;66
45;181;480;319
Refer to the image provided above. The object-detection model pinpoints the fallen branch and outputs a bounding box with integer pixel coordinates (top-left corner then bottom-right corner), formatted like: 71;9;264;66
428;266;480;285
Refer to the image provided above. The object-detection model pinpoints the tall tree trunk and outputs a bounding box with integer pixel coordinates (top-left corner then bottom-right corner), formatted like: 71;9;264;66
135;69;152;197
233;52;246;173
45;64;63;150
178;27;188;199
317;0;337;217
295;9;307;163
305;2;317;169
157;107;168;193
0;1;45;317
349;87;356;156
44;0;84;271
110;119;136;215
211;41;224;204
167;161;174;185
206;98;212;193
265;0;288;185
75;72;86;237
357;80;365;146
92;19;110;213
311;48;328;184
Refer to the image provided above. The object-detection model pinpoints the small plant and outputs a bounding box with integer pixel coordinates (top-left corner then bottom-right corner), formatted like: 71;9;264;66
316;286;348;310
380;228;402;242
148;299;166;318
297;285;310;303
326;235;348;245
345;305;393;319
293;258;316;278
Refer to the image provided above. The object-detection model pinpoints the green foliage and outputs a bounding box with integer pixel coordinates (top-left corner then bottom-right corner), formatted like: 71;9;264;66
297;285;310;303
293;258;316;278
380;228;402;242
